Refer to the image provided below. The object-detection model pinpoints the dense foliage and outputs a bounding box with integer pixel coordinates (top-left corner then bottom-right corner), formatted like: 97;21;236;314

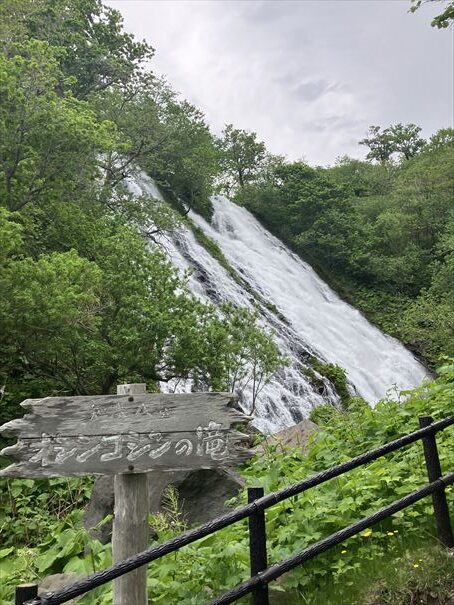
1;364;453;604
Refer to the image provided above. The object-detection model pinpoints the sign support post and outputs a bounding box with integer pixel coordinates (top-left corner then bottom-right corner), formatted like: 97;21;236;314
113;384;149;605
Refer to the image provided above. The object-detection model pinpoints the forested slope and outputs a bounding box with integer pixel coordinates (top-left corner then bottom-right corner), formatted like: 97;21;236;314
0;1;453;603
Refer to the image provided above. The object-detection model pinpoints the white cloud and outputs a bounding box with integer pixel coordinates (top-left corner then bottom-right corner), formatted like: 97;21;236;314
106;0;453;165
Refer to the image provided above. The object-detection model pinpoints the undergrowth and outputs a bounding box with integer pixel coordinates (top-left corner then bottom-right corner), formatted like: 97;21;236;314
362;544;454;605
1;364;453;604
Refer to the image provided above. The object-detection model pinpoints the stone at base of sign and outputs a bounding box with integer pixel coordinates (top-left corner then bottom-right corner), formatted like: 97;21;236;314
39;574;84;604
83;468;246;544
173;468;246;524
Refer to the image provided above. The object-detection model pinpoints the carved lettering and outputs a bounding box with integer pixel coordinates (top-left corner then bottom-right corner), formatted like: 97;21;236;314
23;424;232;469
135;404;149;416
29;434;54;467
90;405;102;421
175;438;193;456
113;402;126;419
0;393;251;477
126;433;153;460
148;433;172;459
54;436;77;464
133;405;173;419
76;438;103;463
196;422;230;461
100;435;123;461
159;408;172;419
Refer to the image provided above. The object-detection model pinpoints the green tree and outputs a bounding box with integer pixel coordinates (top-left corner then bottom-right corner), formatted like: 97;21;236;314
96;75;219;218
0;0;154;98
242;161;356;271
329;156;396;197
359;123;426;162
0;207;104;411
387;123;426;159
401;217;454;361
189;304;284;413
217;124;267;195
147;99;219;218
359;126;394;163
0;40;117;212
427;127;454;150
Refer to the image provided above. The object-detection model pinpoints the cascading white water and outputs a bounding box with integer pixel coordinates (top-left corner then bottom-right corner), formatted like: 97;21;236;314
128;172;429;433
192;196;430;397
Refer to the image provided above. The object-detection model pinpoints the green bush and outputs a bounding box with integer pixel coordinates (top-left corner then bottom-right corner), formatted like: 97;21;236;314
362;544;454;605
311;359;352;408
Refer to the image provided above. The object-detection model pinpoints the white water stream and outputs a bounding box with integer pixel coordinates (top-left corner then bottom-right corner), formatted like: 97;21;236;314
128;173;429;433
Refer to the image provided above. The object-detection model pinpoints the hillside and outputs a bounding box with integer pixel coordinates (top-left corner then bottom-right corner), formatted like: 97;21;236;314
0;1;453;603
236;142;454;372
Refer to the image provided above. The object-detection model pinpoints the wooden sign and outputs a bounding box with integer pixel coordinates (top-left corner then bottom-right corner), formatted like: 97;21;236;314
0;392;251;478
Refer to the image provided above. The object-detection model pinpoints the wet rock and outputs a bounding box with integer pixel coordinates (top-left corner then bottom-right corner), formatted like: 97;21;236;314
254;418;319;454
83;475;114;544
83;468;245;543
173;468;245;525
39;573;84;604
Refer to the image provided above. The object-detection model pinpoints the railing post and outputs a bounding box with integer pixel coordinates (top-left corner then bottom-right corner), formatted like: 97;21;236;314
248;487;269;605
15;584;38;605
419;416;454;548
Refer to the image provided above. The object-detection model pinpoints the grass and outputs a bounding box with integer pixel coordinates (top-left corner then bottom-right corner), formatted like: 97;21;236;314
363;544;454;605
268;540;454;605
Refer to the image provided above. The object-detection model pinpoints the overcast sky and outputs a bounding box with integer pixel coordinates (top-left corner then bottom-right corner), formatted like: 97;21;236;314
106;0;453;165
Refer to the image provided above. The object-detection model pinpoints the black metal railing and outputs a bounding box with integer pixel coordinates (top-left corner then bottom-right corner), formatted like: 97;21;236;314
16;414;454;605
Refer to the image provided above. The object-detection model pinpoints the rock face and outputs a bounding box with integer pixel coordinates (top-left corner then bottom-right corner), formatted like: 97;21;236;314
254;418;319;454
83;475;114;544
39;573;83;603
174;469;245;524
83;468;245;544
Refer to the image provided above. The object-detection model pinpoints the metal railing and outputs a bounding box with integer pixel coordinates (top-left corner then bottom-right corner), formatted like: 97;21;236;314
16;414;454;605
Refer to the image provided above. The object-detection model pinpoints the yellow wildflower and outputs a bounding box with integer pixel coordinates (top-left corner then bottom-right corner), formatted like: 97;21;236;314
413;563;419;568
361;529;373;538
341;550;347;554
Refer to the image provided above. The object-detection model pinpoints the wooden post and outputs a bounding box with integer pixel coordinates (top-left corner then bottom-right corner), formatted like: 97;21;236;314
113;384;149;605
419;416;454;548
248;487;269;605
15;584;38;605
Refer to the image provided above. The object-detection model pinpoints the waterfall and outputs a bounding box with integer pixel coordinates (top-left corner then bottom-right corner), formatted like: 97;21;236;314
127;172;429;433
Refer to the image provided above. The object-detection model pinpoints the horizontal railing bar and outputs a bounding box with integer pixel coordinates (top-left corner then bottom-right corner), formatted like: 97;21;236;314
28;415;454;605
207;472;454;605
